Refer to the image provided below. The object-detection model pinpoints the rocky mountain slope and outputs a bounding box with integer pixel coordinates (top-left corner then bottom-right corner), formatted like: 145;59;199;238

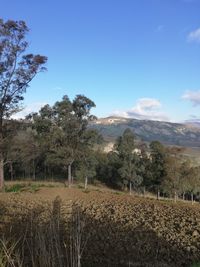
90;116;200;147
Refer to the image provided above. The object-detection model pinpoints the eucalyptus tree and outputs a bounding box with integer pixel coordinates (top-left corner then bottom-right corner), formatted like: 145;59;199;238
162;155;182;202
161;147;185;202
76;127;102;189
52;95;96;187
179;160;192;200
0;19;47;189
115;128;142;194
29;95;96;187
137;142;152;194
106;151;122;188
11;128;41;180
185;166;200;204
149;141;166;199
75;152;98;189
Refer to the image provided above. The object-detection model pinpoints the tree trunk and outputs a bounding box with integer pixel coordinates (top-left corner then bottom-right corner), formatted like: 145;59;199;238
44;164;47;180
0;154;4;190
191;192;194;205
84;175;88;190
143;186;146;197
0;127;4;190
10;161;13;181
32;160;36;180
78;255;81;267
174;191;177;203
157;189;160;200
68;163;72;188
129;181;132;195
182;192;185;201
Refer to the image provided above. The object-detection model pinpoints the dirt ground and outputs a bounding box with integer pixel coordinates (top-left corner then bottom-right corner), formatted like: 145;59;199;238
1;186;200;266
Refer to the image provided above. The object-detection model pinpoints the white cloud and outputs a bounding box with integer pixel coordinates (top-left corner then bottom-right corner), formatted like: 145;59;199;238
12;102;47;119
112;98;169;121
182;90;200;105
187;28;200;43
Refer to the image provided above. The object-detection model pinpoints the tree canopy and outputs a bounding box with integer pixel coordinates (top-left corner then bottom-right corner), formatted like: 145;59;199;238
0;19;47;189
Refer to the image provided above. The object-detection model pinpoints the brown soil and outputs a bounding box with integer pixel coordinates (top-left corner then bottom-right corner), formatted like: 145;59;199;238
1;187;200;267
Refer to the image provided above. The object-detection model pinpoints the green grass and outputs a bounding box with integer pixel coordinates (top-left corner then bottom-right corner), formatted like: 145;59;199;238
78;184;84;189
5;183;24;193
4;181;59;193
29;184;40;193
191;263;200;267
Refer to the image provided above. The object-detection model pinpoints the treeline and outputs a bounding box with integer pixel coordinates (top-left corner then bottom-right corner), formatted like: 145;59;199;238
3;95;100;187
3;95;200;202
100;133;200;202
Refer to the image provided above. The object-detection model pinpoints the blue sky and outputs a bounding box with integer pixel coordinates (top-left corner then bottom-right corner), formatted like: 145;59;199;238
2;0;200;122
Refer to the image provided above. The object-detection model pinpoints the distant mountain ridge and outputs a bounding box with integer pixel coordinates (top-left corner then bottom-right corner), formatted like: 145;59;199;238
90;116;200;147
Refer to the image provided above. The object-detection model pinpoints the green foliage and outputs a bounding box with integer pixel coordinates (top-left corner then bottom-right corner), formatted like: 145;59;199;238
75;154;97;182
14;94;99;186
191;263;200;267
29;184;40;193
115;129;143;192
4;113;200;200
0;18;47;189
161;154;181;196
5;183;24;193
115;128;135;158
4;182;60;193
0;19;47;120
149;141;166;191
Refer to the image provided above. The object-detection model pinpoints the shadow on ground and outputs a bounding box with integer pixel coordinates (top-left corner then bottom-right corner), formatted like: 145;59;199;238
0;198;199;267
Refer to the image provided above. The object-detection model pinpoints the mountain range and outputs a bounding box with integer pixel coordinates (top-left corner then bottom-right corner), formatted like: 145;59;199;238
90;116;200;148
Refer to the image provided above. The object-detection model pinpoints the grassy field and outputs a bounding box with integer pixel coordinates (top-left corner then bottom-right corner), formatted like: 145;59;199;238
0;182;200;267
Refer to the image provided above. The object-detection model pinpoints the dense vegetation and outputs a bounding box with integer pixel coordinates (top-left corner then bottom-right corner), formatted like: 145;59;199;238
2;107;200;203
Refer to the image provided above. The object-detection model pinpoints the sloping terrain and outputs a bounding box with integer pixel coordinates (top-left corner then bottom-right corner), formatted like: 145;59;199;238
1;187;200;266
90;116;200;147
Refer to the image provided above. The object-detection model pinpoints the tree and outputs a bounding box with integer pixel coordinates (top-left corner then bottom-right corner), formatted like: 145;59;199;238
179;160;191;200
137;142;152;195
75;152;98;189
162;155;181;202
106;151;122;188
161;147;185;202
115;128;142;194
76;128;101;189
183;166;200;204
1;118;23;180
0;19;47;189
29;95;97;187
10;128;41;180
149;141;166;199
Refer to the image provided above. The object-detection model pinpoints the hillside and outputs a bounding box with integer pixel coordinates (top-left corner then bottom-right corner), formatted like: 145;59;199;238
1;186;200;266
91;116;200;147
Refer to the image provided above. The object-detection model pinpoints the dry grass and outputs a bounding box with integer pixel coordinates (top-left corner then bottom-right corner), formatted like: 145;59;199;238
0;197;88;267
